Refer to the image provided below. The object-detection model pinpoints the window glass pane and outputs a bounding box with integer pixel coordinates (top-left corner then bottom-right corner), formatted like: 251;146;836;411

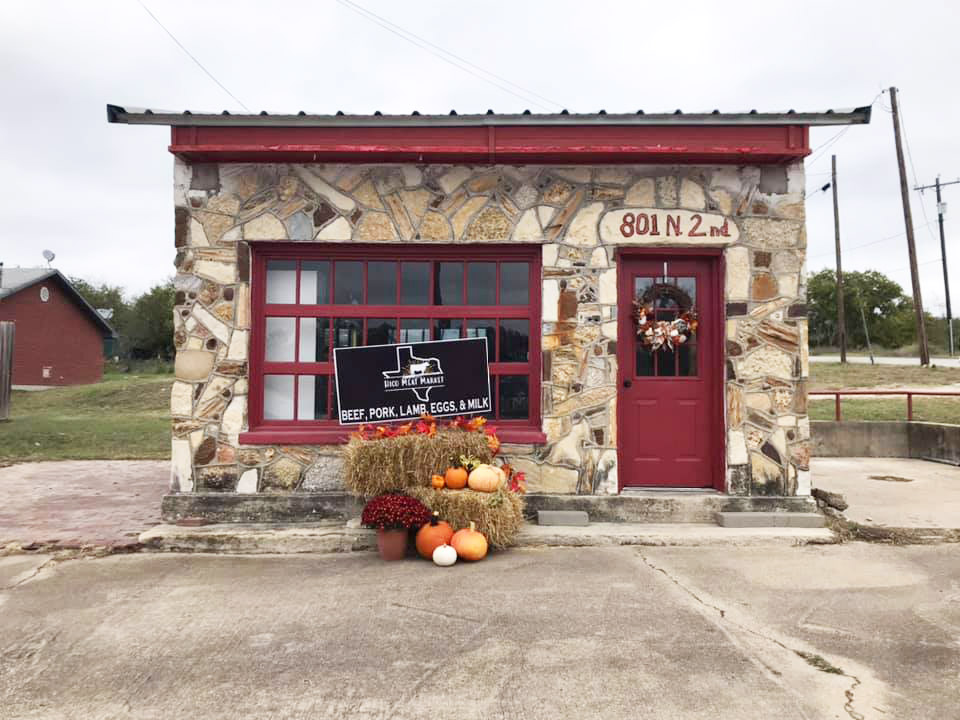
265;317;296;361
399;319;429;343
367;318;396;346
334;261;363;305
299;261;330;304
500;263;529;305
498;375;529;419
467;262;496;305
434;318;462;341
466;319;495;359
499;319;529;362
636;346;654;376
368;261;397;305
657;347;677;377
264;375;294;420
678;343;698;377
266;260;296;304
299;318;330;362
401;262;430;304
334;318;362;348
434;262;463;305
634;276;654;303
297;375;329;420
677;276;697;308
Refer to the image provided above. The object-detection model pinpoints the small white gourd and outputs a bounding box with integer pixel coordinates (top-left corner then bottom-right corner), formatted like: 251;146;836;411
432;543;458;567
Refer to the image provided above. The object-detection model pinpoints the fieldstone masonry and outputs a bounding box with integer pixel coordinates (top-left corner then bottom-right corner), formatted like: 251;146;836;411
169;160;809;498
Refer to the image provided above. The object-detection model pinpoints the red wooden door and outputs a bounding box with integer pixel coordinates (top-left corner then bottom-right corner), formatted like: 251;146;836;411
617;253;722;489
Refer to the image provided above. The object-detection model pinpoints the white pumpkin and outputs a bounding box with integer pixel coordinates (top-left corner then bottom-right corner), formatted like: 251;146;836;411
432;543;458;567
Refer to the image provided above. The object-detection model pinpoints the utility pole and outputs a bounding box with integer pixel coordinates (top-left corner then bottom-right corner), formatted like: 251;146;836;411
914;176;960;356
832;154;847;362
889;86;930;365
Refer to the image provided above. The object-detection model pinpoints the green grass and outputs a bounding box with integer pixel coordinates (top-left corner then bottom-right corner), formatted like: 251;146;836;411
0;375;172;462
809;362;960;390
809;398;960;424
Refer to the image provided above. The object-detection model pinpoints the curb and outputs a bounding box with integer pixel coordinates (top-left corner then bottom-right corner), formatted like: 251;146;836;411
138;521;838;554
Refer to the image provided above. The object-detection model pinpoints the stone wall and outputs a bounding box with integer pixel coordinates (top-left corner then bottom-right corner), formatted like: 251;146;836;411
169;160;809;497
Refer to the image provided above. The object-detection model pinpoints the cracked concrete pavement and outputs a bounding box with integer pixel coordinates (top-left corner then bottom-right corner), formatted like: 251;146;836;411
2;544;958;719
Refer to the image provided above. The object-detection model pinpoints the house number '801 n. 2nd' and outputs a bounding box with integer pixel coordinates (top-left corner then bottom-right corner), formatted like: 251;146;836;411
618;212;731;238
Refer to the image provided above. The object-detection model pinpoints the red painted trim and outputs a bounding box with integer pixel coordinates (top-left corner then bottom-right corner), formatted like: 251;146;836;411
247;242;543;443
615;248;725;492
170;125;809;165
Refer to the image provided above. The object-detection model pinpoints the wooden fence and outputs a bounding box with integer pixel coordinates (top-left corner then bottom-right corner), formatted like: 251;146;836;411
0;321;13;421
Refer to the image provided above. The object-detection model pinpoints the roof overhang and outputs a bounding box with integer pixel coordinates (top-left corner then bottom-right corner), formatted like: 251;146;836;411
108;104;872;166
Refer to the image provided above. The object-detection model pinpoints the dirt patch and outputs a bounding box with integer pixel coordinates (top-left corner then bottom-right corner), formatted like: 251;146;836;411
868;475;914;483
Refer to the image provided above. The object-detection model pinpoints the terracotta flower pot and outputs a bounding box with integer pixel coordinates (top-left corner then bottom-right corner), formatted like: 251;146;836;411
376;528;408;561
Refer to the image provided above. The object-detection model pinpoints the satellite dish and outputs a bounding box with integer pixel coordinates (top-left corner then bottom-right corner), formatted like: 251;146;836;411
42;249;55;266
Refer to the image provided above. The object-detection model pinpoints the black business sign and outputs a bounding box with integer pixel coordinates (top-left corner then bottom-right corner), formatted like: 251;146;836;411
333;337;492;425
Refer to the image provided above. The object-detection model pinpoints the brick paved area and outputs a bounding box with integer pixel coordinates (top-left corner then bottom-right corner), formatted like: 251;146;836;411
0;461;167;549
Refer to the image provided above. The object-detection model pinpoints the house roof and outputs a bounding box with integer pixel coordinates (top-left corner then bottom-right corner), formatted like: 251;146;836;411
107;103;871;166
0;267;117;337
106;105;872;127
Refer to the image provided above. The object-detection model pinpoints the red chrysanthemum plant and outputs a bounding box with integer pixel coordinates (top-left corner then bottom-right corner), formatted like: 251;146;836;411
361;494;432;530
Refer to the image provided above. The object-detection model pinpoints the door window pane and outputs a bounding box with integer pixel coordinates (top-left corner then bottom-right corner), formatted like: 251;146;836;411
334;318;362;348
366;318;396;345
399;318;429;343
500;263;529;305
466;319;495;359
499;319;529;362
434;262;463;305
678;343;698;377
266;260;296;304
297;375;329;420
334;261;363;304
401;262;430;304
434;318;462;341
636;347;654;376
657;347;677;377
300;261;330;304
499;376;529;419
467;262;496;305
677;276;697;307
368;261;397;304
299;318;330;362
265;317;296;361
264;375;294;420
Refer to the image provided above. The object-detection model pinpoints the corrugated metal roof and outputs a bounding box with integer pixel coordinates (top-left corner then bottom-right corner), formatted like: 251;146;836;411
107;104;872;127
0;267;116;337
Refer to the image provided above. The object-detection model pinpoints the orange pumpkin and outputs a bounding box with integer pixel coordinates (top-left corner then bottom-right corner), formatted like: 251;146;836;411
444;466;468;490
430;474;445;489
415;512;454;559
451;521;488;561
467;464;506;493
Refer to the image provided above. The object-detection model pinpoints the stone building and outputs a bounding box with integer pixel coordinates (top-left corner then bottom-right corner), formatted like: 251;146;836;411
108;104;870;519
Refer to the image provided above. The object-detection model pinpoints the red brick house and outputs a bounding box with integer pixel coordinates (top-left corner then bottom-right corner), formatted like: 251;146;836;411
0;268;116;386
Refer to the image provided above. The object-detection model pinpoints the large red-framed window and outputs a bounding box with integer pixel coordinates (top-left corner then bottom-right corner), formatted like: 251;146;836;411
241;243;544;444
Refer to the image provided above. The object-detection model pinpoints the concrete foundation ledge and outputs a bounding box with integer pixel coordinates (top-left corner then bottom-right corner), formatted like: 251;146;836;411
138;521;836;554
161;493;362;523
812;420;960;463
715;512;825;528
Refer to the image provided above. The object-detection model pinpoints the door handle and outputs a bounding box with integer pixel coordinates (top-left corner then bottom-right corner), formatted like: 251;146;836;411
623;379;632;388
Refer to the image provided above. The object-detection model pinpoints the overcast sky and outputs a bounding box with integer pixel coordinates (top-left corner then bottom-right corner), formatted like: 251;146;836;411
1;0;957;315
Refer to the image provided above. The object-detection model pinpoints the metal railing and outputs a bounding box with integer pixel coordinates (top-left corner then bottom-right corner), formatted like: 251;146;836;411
809;390;960;422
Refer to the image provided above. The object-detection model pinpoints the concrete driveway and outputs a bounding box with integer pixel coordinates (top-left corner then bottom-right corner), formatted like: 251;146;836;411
1;545;957;719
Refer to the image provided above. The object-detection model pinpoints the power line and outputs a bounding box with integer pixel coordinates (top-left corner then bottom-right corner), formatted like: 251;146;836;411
808;220;937;260
336;0;561;112
805;90;884;170
136;1;250;112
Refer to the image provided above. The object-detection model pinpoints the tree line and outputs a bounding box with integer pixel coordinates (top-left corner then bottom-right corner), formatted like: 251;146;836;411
72;278;175;359
807;268;951;351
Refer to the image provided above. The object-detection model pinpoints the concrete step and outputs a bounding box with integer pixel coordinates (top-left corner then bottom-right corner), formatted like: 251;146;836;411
716;512;825;528
537;510;589;526
138;521;835;554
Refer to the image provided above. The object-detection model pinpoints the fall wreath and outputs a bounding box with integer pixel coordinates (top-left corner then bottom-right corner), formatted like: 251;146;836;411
632;283;699;351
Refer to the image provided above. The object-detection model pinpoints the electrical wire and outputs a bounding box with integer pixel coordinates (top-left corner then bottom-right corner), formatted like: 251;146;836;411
136;1;250;112
336;0;561;112
808;220;936;260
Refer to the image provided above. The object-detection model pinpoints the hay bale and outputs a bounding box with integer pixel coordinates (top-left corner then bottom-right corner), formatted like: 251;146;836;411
407;486;525;548
342;429;492;497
